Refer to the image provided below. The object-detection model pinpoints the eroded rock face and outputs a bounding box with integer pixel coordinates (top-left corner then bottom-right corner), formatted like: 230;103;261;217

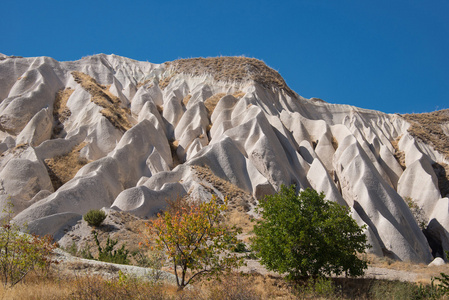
1;54;448;263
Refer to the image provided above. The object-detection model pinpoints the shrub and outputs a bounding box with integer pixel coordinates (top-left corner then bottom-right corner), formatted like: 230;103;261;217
404;196;427;230
83;209;106;227
146;196;245;289
233;242;248;253
92;231;130;265
0;201;57;288
298;277;339;299
251;185;369;279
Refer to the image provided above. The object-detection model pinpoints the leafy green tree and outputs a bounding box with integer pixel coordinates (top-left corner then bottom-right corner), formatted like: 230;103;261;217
146;196;244;289
251;185;369;279
0;201;57;288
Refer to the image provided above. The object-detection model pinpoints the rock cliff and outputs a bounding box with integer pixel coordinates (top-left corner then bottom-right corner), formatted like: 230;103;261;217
1;54;448;263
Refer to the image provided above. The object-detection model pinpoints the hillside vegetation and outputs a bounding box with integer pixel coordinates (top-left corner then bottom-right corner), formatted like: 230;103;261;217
164;56;295;96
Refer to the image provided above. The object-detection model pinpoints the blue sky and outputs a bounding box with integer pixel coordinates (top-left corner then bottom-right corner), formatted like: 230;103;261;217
2;0;448;114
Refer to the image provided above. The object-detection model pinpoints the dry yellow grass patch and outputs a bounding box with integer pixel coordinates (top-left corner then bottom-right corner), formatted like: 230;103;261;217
54;88;73;121
227;210;255;236
403;109;449;159
163;57;295;96
196;273;292;299
168;139;181;167
52;88;73;138
232;90;246;99
182;94;192;107
136;79;153;89
391;136;406;170
0;273;73;300
331;136;339;151
44;142;89;190
71;71;132;132
204;93;226;118
13;143;28;151
158;73;174;90
192;165;255;212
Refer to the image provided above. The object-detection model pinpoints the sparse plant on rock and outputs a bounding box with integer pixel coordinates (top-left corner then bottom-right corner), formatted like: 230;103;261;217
404;196;427;230
146;195;245;289
251;185;369;279
83;209;106;227
92;230;130;265
0;201;57;288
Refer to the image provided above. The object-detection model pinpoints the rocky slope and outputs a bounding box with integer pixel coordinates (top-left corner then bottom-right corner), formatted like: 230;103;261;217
0;53;448;264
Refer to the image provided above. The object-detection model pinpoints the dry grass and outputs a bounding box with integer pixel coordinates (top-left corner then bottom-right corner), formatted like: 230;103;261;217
168;139;181;167
14;143;28;151
192;165;255;212
403;109;449;159
331;136;339;151
71;71;133;132
163;57;295;96
44;142;89;190
182;94;192;107
0;273;73;300
158;73;174;90
52;88;73;138
5;269;443;300
196;273;293;299
232;90;246;99
136;79;153;89
391;136;406;170
227;210;255;237
204;93;226;118
0;271;296;300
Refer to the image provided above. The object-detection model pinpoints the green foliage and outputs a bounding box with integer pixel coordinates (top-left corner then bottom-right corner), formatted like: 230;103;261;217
80;245;94;260
92;231;130;265
0;201;57;288
404;196;427;230
62;241;78;256
233;242;248;253
369;277;449;300
83;209;106;227
147;196;245;289
433;272;449;297
62;241;95;259
251;185;369;279
298;277;339;298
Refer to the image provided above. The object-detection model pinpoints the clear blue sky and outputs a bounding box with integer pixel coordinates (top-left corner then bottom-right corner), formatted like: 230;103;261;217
2;0;448;114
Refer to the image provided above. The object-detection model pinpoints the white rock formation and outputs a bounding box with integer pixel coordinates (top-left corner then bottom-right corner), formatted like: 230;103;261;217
0;54;448;263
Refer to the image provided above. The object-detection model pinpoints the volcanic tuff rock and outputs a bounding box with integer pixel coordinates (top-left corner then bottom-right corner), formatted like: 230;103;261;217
0;53;448;263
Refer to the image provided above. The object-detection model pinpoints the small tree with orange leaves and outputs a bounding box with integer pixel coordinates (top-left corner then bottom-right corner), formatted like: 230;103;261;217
146;196;244;289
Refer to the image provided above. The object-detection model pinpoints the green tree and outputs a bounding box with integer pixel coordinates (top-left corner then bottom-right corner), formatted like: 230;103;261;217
146;196;244;289
251;185;369;279
0;201;57;288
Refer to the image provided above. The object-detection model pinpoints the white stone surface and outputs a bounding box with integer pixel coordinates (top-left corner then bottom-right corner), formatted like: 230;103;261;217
0;54;447;264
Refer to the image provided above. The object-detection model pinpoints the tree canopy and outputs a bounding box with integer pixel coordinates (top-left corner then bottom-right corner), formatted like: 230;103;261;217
251;185;369;279
146;196;244;289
